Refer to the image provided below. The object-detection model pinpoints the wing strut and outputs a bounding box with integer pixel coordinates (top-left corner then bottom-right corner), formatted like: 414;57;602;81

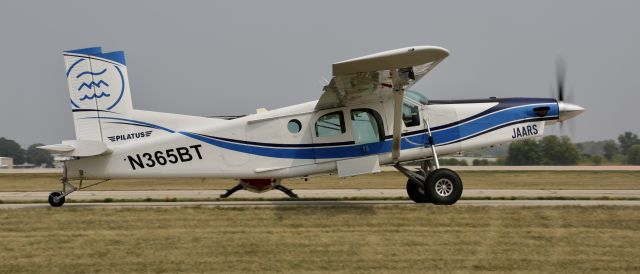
391;88;404;163
390;68;413;163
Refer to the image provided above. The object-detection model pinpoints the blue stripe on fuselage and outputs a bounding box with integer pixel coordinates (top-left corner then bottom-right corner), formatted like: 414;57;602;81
429;102;558;145
180;102;557;159
85;100;558;159
181;131;393;159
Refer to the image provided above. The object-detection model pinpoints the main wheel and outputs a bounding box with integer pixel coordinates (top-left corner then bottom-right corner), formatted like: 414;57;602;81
48;191;65;207
406;179;430;203
425;169;463;205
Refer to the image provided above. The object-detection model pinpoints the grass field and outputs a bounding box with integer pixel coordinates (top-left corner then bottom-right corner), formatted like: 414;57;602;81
1;205;639;273
0;171;639;191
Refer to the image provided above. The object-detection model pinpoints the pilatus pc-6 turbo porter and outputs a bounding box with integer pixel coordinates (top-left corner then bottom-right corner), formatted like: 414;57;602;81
41;45;584;207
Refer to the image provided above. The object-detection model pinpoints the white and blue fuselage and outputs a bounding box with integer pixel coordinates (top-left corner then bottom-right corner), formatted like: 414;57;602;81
66;96;560;180
49;45;584;184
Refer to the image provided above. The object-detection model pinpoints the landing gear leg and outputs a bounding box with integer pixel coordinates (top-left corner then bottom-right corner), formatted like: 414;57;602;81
274;184;299;199
395;161;431;203
48;163;76;207
47;163;110;207
396;159;463;205
396;116;463;205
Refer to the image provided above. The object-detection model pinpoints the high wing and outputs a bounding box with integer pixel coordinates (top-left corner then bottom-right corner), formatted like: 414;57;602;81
316;46;449;110
316;46;450;163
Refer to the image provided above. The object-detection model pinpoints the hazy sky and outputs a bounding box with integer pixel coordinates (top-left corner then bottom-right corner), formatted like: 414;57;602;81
0;0;638;146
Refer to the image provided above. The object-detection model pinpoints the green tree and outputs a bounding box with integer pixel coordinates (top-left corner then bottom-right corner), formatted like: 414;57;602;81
591;155;603;165
506;139;542;165
628;144;640;165
602;140;619;161
480;159;491;166
540;135;561;165
0;137;25;164
25;143;54;167
618;132;640;155
540;135;580;165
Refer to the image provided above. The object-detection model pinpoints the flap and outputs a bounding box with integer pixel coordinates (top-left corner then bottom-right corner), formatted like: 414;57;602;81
337;155;381;177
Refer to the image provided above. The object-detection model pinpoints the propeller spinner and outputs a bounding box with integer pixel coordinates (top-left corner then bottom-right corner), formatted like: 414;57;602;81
554;58;584;122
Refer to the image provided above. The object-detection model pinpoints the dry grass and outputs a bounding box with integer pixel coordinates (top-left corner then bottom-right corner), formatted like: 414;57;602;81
0;206;639;273
0;171;639;191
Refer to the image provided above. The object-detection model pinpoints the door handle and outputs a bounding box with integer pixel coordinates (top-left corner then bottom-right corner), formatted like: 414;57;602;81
361;145;369;153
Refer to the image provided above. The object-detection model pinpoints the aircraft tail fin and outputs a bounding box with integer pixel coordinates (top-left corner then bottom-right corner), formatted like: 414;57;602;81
63;47;135;143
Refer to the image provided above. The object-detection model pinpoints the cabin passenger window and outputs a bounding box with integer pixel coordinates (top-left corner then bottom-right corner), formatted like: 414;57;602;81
403;102;420;127
287;119;302;133
351;109;383;144
315;111;345;137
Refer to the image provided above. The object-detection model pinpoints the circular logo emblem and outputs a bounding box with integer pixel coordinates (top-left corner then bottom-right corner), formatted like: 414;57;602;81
67;58;125;110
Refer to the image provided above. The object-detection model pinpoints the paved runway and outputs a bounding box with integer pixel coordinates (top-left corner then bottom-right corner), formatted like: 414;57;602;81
1;189;639;202
1;189;639;209
2;199;640;209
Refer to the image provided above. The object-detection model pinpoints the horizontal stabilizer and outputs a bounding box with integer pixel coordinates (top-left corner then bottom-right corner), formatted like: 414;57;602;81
37;144;75;153
38;140;109;157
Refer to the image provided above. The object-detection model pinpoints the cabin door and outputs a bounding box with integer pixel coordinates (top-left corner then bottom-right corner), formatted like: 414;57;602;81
311;104;386;176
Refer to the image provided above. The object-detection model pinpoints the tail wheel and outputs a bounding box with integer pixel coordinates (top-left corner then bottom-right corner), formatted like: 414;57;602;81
48;191;65;207
406;179;430;203
425;168;463;205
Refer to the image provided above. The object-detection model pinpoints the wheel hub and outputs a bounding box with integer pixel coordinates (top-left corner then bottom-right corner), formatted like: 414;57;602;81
434;178;454;197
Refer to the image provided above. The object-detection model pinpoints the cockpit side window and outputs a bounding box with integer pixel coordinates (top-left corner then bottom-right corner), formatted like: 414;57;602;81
403;102;421;127
405;90;429;105
315;111;346;137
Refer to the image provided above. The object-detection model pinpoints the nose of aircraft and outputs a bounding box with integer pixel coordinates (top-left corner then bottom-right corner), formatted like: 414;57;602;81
558;101;585;121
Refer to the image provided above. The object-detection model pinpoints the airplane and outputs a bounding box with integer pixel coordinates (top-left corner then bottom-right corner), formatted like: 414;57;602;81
40;45;584;207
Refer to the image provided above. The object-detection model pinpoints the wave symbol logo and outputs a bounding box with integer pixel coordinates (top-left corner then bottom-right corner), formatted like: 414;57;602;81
78;80;109;91
67;58;125;110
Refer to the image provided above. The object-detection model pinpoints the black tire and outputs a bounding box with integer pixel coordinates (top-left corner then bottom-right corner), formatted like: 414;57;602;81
406;179;430;203
425;168;463;205
48;191;65;207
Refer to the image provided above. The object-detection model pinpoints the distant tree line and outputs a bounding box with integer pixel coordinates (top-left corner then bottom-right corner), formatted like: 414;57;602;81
438;158;493;166
439;158;468;166
603;132;640;164
505;132;640;165
0;137;54;167
505;135;580;165
573;132;640;165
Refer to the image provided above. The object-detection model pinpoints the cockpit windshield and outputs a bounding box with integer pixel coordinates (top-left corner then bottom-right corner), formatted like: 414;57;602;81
404;90;428;105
